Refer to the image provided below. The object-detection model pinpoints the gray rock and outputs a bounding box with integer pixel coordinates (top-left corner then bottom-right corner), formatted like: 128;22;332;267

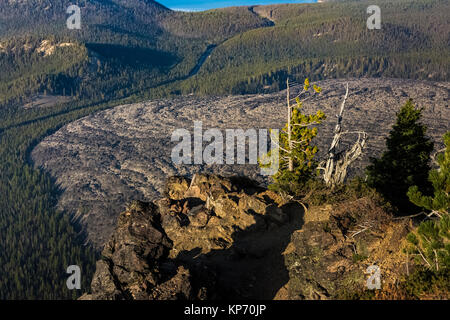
81;201;194;300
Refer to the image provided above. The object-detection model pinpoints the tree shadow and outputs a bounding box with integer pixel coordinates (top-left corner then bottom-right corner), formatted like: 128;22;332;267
174;201;305;300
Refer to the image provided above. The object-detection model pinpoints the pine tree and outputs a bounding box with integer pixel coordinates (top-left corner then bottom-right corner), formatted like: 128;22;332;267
408;132;450;217
406;215;450;271
262;78;325;192
367;99;434;214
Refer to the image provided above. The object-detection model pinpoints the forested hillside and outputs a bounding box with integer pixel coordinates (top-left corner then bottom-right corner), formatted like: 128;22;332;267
0;0;276;299
1;0;449;106
168;0;449;95
0;0;273;108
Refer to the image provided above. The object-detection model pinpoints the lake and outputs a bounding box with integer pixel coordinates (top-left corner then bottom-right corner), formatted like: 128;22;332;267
158;0;316;11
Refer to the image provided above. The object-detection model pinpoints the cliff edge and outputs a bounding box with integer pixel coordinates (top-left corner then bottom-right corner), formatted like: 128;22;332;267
81;174;417;300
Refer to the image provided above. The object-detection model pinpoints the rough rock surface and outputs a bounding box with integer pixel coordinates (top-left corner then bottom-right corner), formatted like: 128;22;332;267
158;174;304;299
80;201;194;300
83;174;414;300
31;78;450;249
278;198;411;299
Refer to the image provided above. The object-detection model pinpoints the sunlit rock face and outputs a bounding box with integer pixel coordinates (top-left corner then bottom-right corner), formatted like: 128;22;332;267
81;174;415;300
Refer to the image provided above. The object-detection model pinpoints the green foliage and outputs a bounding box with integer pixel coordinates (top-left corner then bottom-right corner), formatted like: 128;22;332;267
264;78;325;193
405;215;450;271
171;0;449;96
343;267;450;300
352;252;368;263
408;132;450;216
367;99;434;214
402;268;450;299
0;94;128;299
162;6;273;42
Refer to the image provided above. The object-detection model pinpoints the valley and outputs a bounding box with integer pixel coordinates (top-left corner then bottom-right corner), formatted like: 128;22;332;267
0;0;448;300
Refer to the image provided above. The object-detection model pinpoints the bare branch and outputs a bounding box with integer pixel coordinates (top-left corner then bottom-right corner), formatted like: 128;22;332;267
292;123;320;127
350;222;373;238
431;147;446;167
320;83;367;188
417;247;432;268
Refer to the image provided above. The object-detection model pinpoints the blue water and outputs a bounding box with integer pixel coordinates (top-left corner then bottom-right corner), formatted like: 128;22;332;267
158;0;316;12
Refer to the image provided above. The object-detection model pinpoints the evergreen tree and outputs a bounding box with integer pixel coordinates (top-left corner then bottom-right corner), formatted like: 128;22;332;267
408;132;450;217
367;99;434;214
262;78;325;192
406;215;450;271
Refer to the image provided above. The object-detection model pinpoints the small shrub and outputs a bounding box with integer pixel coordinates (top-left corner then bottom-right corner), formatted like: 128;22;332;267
408;131;450;217
341;268;449;300
401;268;450;299
352;253;368;263
271;176;383;207
405;214;450;271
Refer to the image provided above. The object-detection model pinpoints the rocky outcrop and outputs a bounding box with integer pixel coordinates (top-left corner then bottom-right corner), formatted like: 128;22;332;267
80;201;194;300
159;174;290;257
83;174;304;299
83;174;413;300
157;174;303;299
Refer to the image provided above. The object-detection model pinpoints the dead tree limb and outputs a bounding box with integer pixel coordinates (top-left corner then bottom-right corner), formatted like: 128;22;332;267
319;83;368;188
349;222;373;238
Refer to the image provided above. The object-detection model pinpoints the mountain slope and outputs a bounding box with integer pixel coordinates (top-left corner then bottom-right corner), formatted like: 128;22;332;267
1;0;448;107
168;0;449;95
0;0;275;109
0;0;277;300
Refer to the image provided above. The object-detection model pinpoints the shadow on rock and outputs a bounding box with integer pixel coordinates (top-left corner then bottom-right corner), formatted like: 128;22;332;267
161;174;305;300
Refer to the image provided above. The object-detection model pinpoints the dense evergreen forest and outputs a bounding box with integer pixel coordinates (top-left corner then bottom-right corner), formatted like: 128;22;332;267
0;0;448;299
171;0;449;95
